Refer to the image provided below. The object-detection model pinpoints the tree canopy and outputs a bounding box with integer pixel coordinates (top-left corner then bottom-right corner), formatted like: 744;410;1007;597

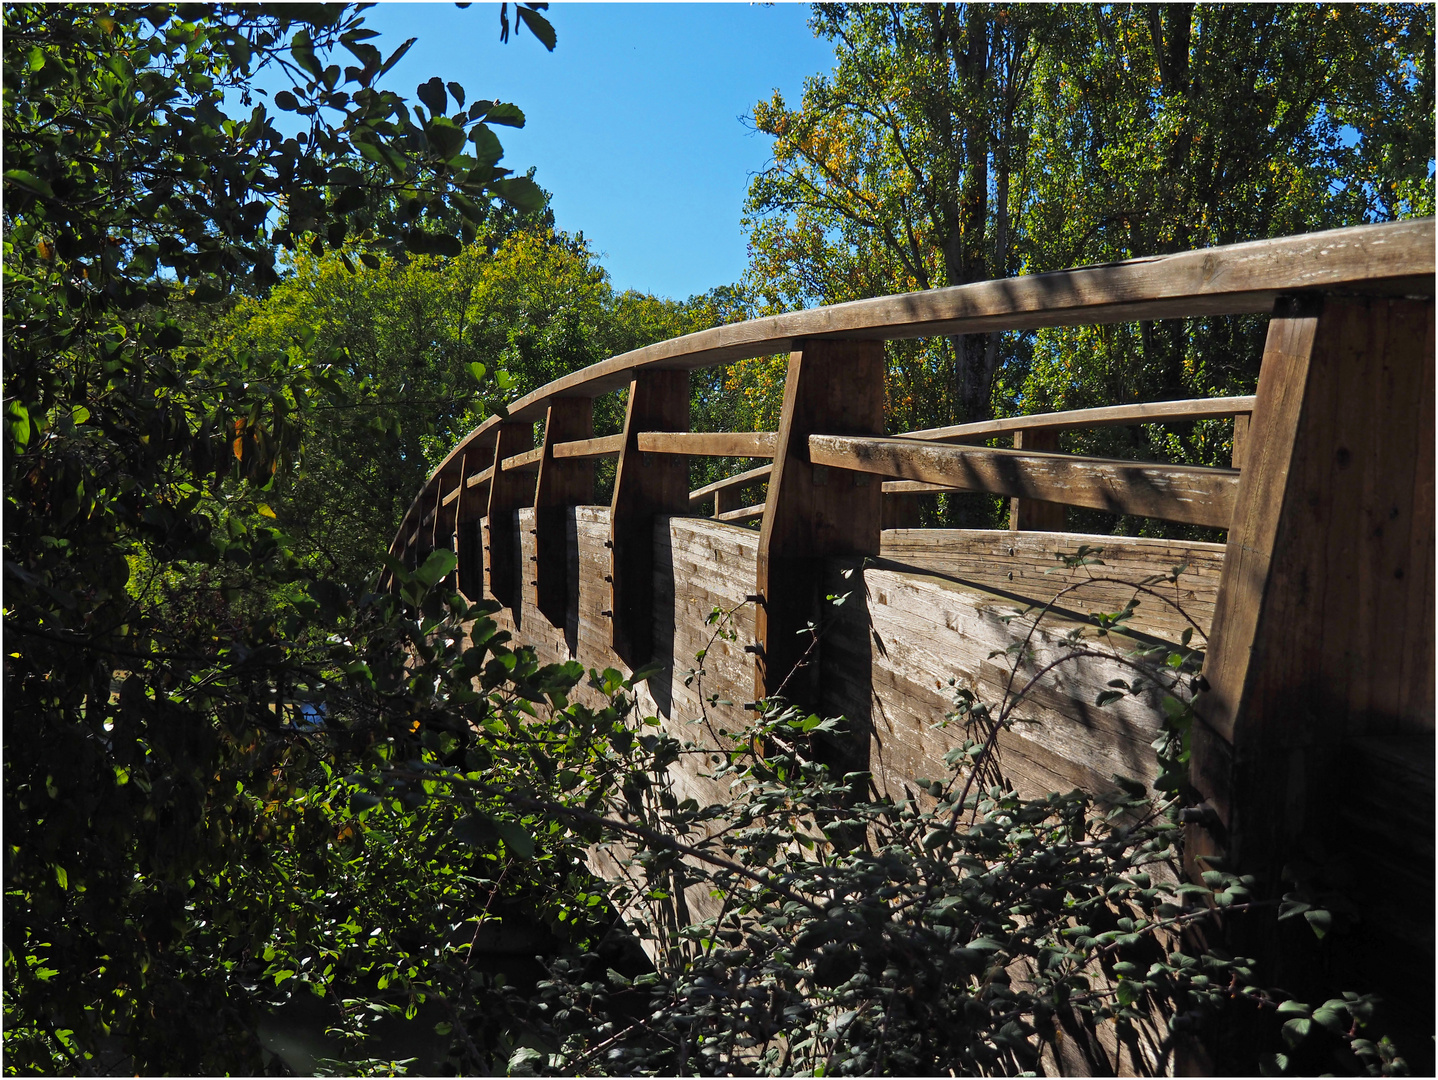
742;3;1434;454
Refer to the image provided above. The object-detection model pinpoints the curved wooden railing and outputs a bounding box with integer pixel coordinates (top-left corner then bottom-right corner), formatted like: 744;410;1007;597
386;217;1434;1056
389;219;1431;671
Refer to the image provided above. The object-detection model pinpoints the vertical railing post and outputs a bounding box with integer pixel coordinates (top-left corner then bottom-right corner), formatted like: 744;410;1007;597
455;444;494;602
610;370;690;666
484;422;535;612
1230;412;1251;469
754;339;885;706
1008;429;1067;531
714;484;739;520
534;397;594;627
1193;293;1433;999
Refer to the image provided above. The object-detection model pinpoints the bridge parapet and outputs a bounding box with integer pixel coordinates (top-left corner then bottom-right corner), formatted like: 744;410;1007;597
392;220;1434;1035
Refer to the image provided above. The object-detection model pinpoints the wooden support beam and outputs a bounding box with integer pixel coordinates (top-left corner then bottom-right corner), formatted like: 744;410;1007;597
1194;294;1435;860
882;491;923;529
1190;294;1434;1037
552;433;625;460
1230;412;1251;470
689;464;773;507
468;465;494;488
809;435;1239;529
484;423;535;610
610;370;690;665
501;446;544;472
455;443;492;603
756;339;885;705
717;502;765;524
1008;429;1068;531
907;395;1258;444
714;485;741;519
534;397;594;627
882;480;965;494
636;430;777;458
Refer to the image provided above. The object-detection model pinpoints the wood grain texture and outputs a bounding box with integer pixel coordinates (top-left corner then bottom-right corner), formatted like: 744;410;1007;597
878;528;1225;643
501;446;544;472
819;558;1168;804
637;430;778;458
1192;296;1434;1017
690;464;774;503
551;433;625;460
756;340;886;705
610;370;690;665
484;424;534;608
455;442;494;602
716;503;764;524
906;396;1258;444
1008;429;1068;531
811;434;1240;529
535;398;594;628
393;221;1432;555
1230;413;1251;470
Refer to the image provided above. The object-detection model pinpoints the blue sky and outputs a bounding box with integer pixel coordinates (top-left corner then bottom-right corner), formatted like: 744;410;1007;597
349;3;836;300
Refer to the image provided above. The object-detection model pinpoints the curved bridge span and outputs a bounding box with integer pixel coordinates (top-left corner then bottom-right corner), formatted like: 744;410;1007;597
390;221;1434;1016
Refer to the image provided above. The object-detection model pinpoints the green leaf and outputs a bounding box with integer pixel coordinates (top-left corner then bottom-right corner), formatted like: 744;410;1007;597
515;5;557;50
494;819;535;860
491;176;545;214
1303;908;1332;938
414;548;457;588
4;170;54;199
468;123;504;167
484;102;526;127
1275;1000;1310;1018
1312;1002;1349;1033
1280;1017;1312;1047
417;75;447;117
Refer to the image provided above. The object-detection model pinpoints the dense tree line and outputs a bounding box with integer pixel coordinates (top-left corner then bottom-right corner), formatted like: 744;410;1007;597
3;2;1430;1074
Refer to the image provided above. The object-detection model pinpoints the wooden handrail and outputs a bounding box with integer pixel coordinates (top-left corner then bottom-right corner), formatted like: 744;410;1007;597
689;463;774;506
552;433;626;459
810;434;1241;529
390;219;1433;559
501;446;544;472
680;397;1255;510
636;431;778;458
906;395;1257;443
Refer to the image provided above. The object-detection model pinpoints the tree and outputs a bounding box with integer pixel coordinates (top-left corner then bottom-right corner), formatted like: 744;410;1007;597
743;2;1433;532
746;3;1045;429
1;4;571;1071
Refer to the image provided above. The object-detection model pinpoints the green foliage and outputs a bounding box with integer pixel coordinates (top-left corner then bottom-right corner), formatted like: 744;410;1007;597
0;3;574;1072
741;2;1434;529
418;558;1407;1076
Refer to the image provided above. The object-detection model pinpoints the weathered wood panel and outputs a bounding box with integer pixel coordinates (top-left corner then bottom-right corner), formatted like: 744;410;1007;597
811;434;1240;529
636;431;777;459
819;559;1167;805
878;529;1226;643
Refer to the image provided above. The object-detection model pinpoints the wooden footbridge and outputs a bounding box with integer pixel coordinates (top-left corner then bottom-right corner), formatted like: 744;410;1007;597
389;220;1434;1040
